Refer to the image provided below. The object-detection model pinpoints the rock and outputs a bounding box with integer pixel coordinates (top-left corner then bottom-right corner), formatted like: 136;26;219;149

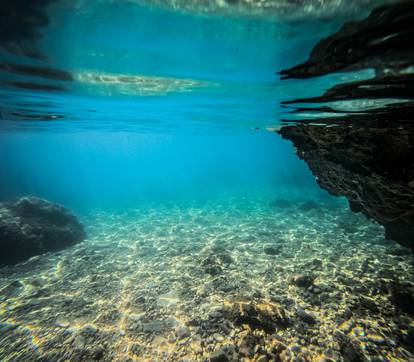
142;320;164;334
386;246;410;256
358;297;379;313
263;245;282;255
82;324;98;335
277;2;414;249
0;280;24;299
293;274;316;288
296;306;317;325
130;343;144;356
389;282;414;315
73;335;86;350
224;300;289;333
238;332;262;357
366;334;386;345
209;348;229;362
176;325;190;340
55;316;70;328
0;197;86;265
341;339;367;362
202;255;223;276
93;346;105;360
278;124;414;250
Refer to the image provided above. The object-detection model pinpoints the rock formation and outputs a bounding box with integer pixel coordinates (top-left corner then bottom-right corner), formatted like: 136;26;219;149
0;196;86;265
278;1;414;248
278;124;414;249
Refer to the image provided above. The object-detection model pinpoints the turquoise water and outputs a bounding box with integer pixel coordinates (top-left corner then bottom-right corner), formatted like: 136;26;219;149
0;1;342;211
0;1;380;210
1;1;414;361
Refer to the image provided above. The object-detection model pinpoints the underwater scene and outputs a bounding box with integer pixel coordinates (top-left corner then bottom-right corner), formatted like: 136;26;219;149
1;1;414;361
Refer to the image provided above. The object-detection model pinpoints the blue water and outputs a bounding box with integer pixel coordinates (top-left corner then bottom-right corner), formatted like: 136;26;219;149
0;128;324;211
0;0;386;254
0;1;378;210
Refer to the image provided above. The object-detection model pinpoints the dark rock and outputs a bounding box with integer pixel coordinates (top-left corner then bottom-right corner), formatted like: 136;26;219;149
296;306;317;325
201;250;233;276
358;297;379;314
335;330;367;361
400;326;414;353
341;339;367;362
263;245;282;255
389;282;414;315
93;346;105;360
224;301;289;333
204;265;222;276
238;332;262;357
209;348;229;362
0;197;86;265
278;124;414;249
386;246;411;256
293;274;316;288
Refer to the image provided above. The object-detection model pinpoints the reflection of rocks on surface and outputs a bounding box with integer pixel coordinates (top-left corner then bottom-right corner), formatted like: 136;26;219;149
0;196;86;265
279;2;414;79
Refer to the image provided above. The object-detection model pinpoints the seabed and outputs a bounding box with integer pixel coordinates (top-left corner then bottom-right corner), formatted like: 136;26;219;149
1;193;413;361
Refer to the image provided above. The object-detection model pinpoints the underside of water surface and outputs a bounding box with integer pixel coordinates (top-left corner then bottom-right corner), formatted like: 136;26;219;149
0;1;414;361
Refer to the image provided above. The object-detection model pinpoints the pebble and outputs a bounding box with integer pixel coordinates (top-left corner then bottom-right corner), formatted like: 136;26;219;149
73;335;86;350
176;326;190;340
213;333;224;342
294;274;316;288
297;306;317;325
209;348;229;362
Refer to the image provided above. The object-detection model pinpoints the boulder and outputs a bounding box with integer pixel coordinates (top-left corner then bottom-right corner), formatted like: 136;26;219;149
0;196;86;265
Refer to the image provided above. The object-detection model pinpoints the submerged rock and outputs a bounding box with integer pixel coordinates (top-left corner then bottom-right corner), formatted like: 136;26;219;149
209;348;229;362
0;196;86;265
278;125;414;249
296;306;317;325
389;282;414;316
293;274;316;288
224;300;290;333
263;244;282;255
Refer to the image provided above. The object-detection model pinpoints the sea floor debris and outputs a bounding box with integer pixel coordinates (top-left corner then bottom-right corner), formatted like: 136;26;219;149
0;193;413;361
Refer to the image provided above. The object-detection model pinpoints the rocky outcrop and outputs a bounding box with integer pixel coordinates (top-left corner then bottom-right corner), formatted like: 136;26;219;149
278;125;414;248
278;1;414;248
0;197;86;265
